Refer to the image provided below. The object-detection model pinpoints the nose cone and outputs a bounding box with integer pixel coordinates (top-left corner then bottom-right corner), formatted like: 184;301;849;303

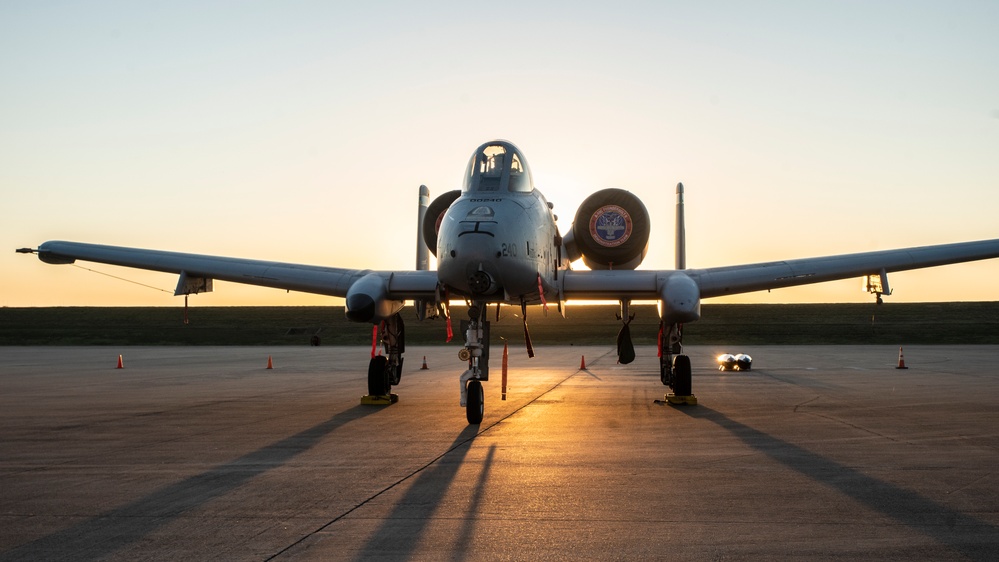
467;269;497;295
441;234;502;296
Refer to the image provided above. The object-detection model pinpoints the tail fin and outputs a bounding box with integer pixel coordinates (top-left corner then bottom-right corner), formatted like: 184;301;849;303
675;182;686;270
416;185;430;271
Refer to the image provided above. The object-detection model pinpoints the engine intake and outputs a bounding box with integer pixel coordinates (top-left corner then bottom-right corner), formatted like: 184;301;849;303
565;188;651;270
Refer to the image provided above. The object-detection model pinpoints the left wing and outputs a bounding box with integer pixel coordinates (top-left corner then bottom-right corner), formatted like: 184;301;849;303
19;241;439;299
562;238;999;301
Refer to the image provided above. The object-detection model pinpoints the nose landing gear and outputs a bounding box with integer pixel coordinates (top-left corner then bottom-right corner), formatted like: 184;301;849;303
458;303;490;424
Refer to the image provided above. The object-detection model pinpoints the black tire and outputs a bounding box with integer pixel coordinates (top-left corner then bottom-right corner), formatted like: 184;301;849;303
672;355;692;396
466;379;484;424
368;356;389;396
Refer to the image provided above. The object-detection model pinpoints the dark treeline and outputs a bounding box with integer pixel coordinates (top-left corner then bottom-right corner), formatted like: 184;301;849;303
2;302;998;346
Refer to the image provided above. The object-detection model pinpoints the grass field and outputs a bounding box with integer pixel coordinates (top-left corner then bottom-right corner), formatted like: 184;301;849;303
2;302;997;346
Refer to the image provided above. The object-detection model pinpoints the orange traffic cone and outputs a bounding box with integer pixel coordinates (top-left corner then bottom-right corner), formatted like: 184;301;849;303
266;355;273;369
896;347;908;369
420;356;429;370
116;354;124;369
580;355;586;370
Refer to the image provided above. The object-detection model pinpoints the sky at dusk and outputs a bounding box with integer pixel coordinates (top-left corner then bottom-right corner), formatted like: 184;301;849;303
3;1;997;307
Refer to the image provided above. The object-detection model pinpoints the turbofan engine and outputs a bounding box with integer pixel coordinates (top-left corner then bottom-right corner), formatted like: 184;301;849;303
563;188;651;270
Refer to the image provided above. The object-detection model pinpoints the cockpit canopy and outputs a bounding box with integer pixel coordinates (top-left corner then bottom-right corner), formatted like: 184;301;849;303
463;140;534;193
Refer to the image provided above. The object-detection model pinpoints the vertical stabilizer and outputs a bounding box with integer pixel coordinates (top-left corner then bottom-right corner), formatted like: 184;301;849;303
416;185;430;271
675;182;686;270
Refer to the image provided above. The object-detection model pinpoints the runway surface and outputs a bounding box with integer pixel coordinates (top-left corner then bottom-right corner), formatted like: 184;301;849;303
1;345;998;560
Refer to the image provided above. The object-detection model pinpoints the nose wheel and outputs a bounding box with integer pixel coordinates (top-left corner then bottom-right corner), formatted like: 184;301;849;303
466;379;484;424
457;301;490;424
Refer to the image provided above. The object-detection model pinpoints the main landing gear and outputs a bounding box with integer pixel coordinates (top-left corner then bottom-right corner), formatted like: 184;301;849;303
660;322;696;405
458;302;489;424
365;313;405;402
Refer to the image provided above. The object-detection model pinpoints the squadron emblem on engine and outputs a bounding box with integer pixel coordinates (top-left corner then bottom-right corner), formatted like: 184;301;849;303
589;205;632;247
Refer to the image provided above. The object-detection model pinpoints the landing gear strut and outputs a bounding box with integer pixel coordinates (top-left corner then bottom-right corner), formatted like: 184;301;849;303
660;322;695;403
367;313;405;397
458;302;489;424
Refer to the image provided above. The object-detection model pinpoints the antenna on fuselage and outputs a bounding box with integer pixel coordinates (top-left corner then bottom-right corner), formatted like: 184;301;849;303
675;182;686;270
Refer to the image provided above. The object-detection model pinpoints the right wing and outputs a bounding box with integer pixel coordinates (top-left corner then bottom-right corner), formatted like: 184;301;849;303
20;241;440;299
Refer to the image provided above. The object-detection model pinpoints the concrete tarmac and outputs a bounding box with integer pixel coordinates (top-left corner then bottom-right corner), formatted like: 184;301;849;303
1;345;998;561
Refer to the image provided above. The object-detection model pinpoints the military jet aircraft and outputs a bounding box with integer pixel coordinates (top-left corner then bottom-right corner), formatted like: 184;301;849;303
17;140;999;423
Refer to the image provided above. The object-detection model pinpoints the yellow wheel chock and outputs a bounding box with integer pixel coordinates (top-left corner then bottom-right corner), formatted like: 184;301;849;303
360;394;398;405
665;393;697;405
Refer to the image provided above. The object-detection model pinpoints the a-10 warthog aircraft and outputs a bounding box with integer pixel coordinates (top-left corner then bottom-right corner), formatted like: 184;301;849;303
18;140;999;423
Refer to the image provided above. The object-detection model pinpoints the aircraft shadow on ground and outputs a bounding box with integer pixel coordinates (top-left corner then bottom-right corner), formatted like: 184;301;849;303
677;405;999;560
351;426;493;561
0;405;378;562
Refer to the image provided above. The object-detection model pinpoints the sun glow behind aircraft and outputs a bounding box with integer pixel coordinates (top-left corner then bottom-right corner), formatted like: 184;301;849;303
4;4;999;307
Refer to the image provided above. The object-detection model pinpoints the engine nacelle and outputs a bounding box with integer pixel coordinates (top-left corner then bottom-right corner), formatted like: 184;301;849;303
422;189;462;258
565;188;651;270
658;271;701;325
345;272;405;323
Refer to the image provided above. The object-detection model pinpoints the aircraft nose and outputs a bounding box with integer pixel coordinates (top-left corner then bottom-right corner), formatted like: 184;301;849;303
439;235;504;296
468;270;497;295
